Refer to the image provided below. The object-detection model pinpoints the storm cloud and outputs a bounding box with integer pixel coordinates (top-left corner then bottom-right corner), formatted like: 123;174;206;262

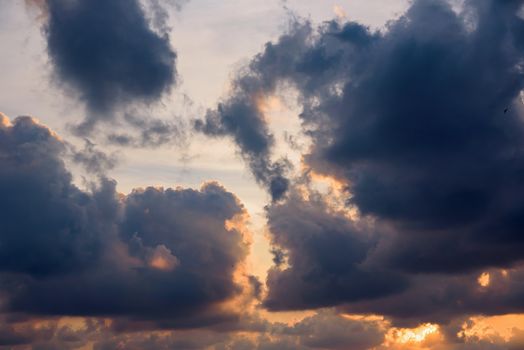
0;113;251;328
0;113;109;276
41;0;177;131
264;187;406;311
201;0;524;313
175;0;524;326
304;0;524;274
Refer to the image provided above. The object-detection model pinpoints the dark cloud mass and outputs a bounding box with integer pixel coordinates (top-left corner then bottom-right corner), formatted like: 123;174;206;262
310;0;524;274
343;267;524;326
0;113;250;328
201;0;524;315
264;188;407;310
0;115;106;276
43;0;177;130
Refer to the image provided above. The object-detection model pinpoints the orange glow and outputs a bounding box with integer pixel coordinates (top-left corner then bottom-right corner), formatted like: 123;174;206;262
260;309;315;325
388;323;439;344
309;171;347;192
333;4;347;19
256;94;285;119
304;171;361;220
478;272;491;287
216;207;261;316
459;314;524;341
0;113;11;127
150;256;173;270
148;245;179;271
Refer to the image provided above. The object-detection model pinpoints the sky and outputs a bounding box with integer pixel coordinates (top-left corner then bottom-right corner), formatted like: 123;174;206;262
1;0;524;349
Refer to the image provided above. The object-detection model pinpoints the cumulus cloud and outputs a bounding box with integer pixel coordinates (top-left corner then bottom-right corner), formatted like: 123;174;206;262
203;0;524;317
262;185;519;325
0;113;252;329
264;187;406;311
303;0;524;274
0;115;110;276
37;0;177;132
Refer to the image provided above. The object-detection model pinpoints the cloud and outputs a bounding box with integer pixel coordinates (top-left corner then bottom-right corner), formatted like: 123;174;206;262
0;115;109;276
94;310;385;350
203;0;524;314
288;310;385;350
196;95;290;201
218;310;385;350
40;0;177;131
195;22;321;201
105;112;184;148
303;0;524;274
70;139;118;174
264;187;406;311
0;113;252;329
263;182;524;324
343;267;524;326
195;18;377;199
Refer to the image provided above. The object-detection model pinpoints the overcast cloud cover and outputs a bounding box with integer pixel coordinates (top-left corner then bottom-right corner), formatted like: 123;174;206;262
2;0;524;349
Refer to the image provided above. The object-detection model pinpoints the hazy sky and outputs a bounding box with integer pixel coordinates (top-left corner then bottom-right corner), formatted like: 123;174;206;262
1;0;524;349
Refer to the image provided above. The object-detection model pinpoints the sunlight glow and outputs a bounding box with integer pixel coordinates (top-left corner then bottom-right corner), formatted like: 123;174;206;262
389;323;439;344
478;272;490;287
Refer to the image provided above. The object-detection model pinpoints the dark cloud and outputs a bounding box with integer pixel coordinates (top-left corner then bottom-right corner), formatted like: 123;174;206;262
0;316;102;350
91;310;384;350
42;0;177;131
8;187;246;325
221;310;385;350
0;113;251;329
0;115;111;276
287;310;385;350
195;20;377;200
304;0;524;273
196;98;290;201
264;187;406;311
204;0;524;313
264;185;524;324
343;267;524;326
194;23;320;200
0;309;523;350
